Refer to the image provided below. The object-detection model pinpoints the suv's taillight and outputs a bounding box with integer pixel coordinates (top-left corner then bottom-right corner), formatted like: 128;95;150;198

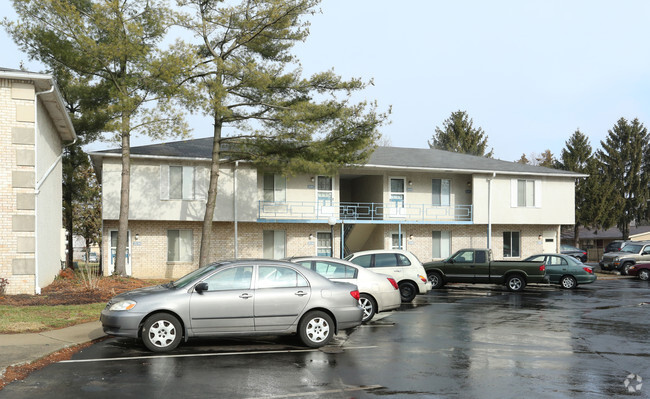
350;290;360;300
387;277;399;290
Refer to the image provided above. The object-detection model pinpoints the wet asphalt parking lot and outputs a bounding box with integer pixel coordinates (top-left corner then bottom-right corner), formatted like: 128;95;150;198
1;278;649;399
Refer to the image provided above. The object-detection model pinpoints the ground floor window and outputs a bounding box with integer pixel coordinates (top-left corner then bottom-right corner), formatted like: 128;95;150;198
391;232;403;250
317;232;332;256
503;231;520;258
263;230;286;259
168;229;193;262
432;231;451;259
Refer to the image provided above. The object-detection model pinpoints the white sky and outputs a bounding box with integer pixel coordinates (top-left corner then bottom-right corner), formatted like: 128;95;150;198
3;0;650;161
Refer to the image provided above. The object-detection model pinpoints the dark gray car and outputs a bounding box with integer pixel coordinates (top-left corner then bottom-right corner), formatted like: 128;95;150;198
101;259;363;352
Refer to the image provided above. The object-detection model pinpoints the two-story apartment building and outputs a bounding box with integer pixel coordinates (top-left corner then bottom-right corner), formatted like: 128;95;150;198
0;68;76;294
90;138;584;279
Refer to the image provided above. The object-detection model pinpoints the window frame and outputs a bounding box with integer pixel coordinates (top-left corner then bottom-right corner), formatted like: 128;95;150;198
503;231;521;258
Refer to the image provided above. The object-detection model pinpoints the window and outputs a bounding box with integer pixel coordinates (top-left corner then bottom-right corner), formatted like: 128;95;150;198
161;165;196;200
389;178;405;207
263;173;286;202
452;250;474;263
202;266;253;291
511;179;541;208
263;230;285;259
317;232;332;256
257;266;308;288
313;261;356;279
391;232;403;250
375;253;411;267
347;254;371;268
432;179;451;206
503;231;520;258
317;176;333;204
168;230;193;262
432;231;451;259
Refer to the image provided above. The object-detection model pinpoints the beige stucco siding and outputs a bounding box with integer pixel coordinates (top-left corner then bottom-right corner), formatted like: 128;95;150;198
472;174;575;225
102;159;258;221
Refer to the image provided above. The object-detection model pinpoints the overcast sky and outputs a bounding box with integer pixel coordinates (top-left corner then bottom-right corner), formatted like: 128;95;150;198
3;0;650;161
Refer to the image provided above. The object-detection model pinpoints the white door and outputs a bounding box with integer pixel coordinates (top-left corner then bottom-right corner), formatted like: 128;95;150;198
542;230;556;254
109;230;132;276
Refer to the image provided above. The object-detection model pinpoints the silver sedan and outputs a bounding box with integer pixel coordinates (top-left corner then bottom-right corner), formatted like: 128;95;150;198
288;256;401;322
100;259;363;352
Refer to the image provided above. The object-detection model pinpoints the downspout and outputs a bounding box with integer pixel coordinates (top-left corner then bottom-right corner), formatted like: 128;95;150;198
233;161;239;259
487;172;496;249
34;85;77;294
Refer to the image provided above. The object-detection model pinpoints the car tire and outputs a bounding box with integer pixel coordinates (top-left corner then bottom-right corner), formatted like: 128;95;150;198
505;274;526;292
427;271;445;289
142;313;182;352
560;275;577;289
398;281;417;302
639;269;650;281
298;311;334;348
622;263;633;276
359;294;377;323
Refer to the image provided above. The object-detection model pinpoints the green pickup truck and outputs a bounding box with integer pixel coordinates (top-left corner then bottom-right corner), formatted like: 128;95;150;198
423;249;547;292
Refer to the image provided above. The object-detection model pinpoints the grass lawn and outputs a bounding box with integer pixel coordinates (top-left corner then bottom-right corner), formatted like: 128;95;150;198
0;303;106;334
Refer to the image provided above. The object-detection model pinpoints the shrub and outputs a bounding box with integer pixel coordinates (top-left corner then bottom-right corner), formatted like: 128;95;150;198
0;277;8;294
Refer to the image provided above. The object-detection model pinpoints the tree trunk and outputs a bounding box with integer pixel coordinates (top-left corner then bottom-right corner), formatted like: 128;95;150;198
199;118;222;267
115;122;131;276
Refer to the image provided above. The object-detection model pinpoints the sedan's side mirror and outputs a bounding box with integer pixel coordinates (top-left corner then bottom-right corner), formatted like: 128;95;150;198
448;259;455;264
195;282;209;293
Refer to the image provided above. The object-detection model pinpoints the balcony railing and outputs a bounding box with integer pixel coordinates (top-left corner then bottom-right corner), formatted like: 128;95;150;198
258;201;472;223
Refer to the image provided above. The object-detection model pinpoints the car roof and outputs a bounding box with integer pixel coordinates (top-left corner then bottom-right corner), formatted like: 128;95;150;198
348;249;412;256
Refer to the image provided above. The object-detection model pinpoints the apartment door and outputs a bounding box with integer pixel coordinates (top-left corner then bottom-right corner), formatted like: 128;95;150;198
109;230;132;276
542;230;557;253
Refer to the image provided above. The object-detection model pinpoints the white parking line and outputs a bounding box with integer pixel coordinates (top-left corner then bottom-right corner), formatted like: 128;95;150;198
58;346;378;364
242;385;383;399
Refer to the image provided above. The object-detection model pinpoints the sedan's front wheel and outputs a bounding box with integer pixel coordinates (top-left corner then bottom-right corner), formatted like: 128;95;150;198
298;311;334;348
142;313;182;352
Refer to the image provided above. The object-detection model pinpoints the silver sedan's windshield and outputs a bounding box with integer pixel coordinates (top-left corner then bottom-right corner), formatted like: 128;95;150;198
172;263;224;288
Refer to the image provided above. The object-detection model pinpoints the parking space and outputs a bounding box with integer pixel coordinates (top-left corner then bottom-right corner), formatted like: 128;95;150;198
1;279;649;398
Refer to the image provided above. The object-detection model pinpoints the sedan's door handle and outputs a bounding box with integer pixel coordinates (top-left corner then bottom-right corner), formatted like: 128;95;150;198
295;291;308;297
239;293;253;299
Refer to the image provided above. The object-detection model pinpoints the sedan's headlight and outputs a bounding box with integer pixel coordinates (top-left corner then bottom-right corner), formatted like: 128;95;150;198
109;300;136;311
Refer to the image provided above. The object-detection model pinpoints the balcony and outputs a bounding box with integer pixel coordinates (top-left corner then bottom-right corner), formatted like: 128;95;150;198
258;201;472;224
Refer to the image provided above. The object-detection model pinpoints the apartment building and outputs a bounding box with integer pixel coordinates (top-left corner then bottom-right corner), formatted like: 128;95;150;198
0;68;76;294
90;138;583;279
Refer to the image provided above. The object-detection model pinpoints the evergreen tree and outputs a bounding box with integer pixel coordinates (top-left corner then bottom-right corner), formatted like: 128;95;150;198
516;153;529;164
6;0;192;275
558;130;614;245
534;149;556;168
597;118;650;239
177;0;389;265
429;110;493;157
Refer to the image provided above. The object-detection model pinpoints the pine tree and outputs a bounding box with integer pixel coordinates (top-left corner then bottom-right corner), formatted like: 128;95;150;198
429;110;493;157
597;118;650;239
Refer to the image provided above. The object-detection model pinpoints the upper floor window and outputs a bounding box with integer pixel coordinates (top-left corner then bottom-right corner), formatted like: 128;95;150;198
161;165;207;201
389;177;405;207
263;173;286;202
432;179;451;206
511;179;541;208
317;176;333;203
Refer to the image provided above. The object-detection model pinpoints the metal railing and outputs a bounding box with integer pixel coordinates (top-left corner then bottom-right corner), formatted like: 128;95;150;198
258;201;472;223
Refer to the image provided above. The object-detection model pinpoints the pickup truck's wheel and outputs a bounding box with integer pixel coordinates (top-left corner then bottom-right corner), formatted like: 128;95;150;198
638;269;650;281
622;262;633;276
505;274;526;292
359;294;377;322
560;275;577;289
427;271;444;289
399;281;417;302
142;313;182;352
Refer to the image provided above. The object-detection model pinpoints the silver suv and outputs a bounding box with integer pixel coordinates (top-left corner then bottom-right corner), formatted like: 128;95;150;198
599;241;650;275
345;249;432;302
